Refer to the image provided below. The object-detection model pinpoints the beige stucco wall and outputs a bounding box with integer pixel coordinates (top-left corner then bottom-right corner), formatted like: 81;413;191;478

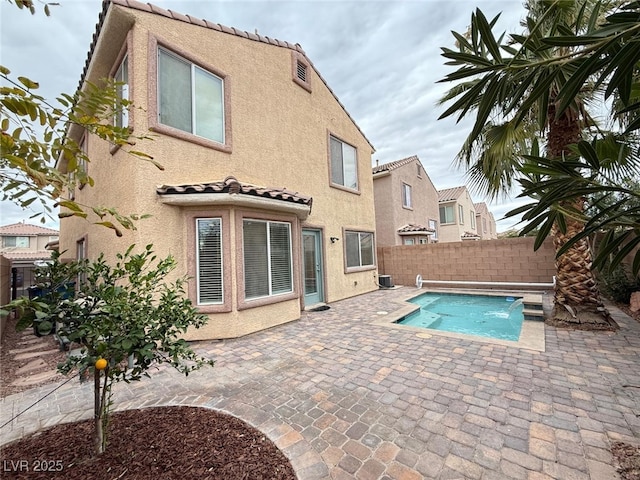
438;188;478;243
373;160;439;247
476;210;498;240
58;5;378;338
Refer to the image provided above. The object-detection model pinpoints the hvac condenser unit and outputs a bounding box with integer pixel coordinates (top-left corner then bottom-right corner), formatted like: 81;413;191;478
378;275;394;288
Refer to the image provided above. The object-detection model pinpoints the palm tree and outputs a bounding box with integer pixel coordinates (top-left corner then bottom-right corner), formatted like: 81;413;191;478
438;0;628;329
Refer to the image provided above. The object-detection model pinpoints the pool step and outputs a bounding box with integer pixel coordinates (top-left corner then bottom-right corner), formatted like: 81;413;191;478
522;294;545;321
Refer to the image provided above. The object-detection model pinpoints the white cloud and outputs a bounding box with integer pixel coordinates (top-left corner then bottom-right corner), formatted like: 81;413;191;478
0;0;530;232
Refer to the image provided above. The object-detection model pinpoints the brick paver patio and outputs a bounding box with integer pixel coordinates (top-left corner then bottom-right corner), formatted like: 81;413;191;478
1;286;639;479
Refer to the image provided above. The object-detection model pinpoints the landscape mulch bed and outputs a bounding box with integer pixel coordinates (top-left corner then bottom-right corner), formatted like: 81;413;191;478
0;406;296;480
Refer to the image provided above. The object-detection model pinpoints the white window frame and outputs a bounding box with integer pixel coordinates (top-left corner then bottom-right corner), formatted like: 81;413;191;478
3;236;29;248
459;205;464;225
345;231;375;270
157;47;225;144
428;219;438;240
471;211;476;230
114;54;129;129
196;218;223;305
329;135;358;191
439;205;454;225
402;183;412;209
243;219;293;300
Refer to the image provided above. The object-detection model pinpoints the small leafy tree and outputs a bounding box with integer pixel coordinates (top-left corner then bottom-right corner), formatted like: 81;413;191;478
3;245;214;455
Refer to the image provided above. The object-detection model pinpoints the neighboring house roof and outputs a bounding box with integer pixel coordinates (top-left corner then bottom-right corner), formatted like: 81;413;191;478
462;231;481;239
474;202;490;215
397;224;435;234
372;155;419;174
1;251;53;261
157;176;313;207
437;186;467;203
79;0;374;152
0;223;59;236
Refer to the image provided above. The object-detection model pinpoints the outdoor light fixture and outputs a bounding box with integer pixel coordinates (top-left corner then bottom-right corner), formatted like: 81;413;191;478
330;237;339;244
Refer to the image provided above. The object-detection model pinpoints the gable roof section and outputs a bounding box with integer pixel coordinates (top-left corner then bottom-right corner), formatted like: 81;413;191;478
372;155;419;174
437;186;467;203
0;223;59;236
475;202;494;216
80;0;374;151
157;176;312;207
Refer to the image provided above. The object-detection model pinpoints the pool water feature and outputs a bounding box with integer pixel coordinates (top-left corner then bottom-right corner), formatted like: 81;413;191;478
397;292;524;341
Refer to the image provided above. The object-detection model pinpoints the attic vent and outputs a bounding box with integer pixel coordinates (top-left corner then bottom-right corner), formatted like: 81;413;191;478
296;60;307;82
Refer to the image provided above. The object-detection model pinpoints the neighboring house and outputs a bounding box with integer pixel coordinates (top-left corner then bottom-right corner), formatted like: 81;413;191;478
57;0;378;340
372;156;439;246
0;222;59;298
437;186;480;243
474;202;498;240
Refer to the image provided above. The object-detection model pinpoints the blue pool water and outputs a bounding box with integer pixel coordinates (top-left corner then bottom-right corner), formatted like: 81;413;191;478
397;293;524;341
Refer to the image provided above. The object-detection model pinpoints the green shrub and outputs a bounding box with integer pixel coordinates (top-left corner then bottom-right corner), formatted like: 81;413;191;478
598;264;640;304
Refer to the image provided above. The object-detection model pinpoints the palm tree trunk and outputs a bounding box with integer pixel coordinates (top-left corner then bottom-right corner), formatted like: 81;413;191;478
546;105;616;330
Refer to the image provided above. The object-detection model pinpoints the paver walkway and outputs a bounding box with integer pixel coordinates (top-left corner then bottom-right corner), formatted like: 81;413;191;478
1;287;639;479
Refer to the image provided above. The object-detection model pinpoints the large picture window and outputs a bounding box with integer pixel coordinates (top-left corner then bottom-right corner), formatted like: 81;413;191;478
330;135;358;190
439;205;454;224
243;219;292;300
3;236;29;248
196;218;223;304
158;48;224;143
345;231;374;268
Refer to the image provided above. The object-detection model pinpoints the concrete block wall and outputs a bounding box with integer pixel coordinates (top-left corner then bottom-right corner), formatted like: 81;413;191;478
0;256;11;340
377;237;557;287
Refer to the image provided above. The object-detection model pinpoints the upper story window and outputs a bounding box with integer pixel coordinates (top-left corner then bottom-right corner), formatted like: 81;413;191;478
458;205;464;225
77;134;88;190
196;218;223;305
402;183;412;209
483;217;488;233
345;231;374;269
470;211;476;229
439;205;454;224
114;55;128;129
330;135;358;191
3;236;29;248
158;47;224;144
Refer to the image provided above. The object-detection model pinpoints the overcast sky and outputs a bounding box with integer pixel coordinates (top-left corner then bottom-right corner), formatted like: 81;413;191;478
0;0;530;232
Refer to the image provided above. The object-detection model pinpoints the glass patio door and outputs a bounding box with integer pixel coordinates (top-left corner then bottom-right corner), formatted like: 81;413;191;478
302;229;324;306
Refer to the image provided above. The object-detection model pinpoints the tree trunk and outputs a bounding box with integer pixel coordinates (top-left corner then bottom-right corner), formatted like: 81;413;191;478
546;104;616;330
94;367;104;455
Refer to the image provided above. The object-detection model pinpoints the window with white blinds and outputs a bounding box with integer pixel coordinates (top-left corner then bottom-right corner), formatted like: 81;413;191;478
345;231;374;268
196;218;223;304
243;219;292;300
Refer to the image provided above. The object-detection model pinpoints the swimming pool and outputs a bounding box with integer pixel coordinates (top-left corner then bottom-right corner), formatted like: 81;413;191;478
397;292;524;341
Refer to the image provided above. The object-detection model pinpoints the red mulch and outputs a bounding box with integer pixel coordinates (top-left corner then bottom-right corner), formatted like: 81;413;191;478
0;406;296;479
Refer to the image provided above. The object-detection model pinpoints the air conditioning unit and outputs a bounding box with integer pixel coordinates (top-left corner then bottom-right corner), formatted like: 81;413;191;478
379;275;394;288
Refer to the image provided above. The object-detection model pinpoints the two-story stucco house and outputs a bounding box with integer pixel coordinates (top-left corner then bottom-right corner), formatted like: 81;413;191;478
474;202;498;240
0;222;59;298
57;0;378;339
372;156;439;246
436;186;480;243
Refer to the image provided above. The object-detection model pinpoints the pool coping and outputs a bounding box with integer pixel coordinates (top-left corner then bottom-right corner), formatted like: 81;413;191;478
372;287;547;352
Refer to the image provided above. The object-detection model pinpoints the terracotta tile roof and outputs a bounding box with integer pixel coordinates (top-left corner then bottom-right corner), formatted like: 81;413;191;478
462;231;481;239
372;155;419;174
397;224;435;234
157;176;312;207
437;186;467;203
79;1;374;152
1;251;54;261
0;223;59;236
